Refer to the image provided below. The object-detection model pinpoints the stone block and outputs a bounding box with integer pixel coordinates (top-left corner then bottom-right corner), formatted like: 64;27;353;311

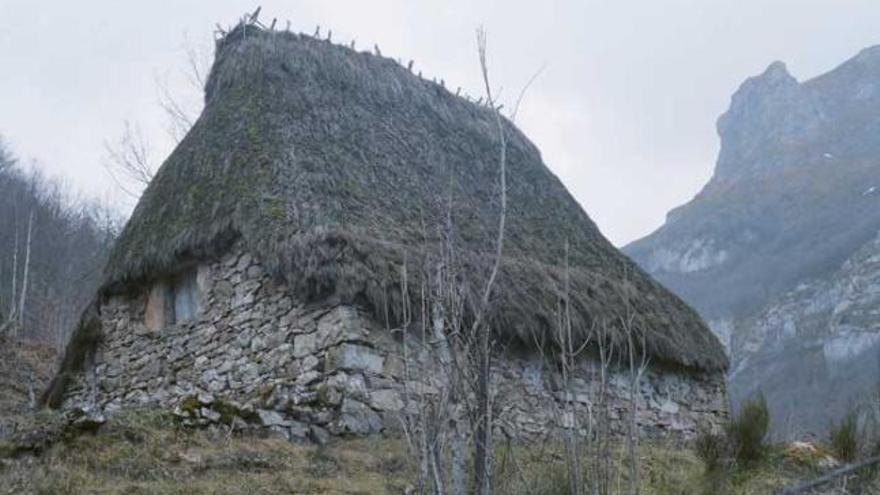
257;409;288;427
309;425;331;445
370;389;404;412
316;384;343;407
326;344;384;374
332;399;383;435
293;332;320;359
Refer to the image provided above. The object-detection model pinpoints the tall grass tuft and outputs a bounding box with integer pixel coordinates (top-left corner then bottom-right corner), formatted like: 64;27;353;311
830;411;860;463
727;392;770;465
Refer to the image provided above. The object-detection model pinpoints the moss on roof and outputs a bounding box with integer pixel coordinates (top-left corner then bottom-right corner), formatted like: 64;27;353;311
48;25;726;404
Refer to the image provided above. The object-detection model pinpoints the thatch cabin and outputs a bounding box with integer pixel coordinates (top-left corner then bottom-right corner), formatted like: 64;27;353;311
45;24;727;441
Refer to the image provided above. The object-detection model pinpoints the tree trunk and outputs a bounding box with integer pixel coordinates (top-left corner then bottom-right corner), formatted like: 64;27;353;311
451;422;466;495
627;341;641;495
17;210;34;334
474;323;492;495
472;27;506;495
9;220;18;320
28;370;36;410
430;300;452;495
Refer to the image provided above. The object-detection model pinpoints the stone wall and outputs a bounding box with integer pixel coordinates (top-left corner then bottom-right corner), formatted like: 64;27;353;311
63;245;727;442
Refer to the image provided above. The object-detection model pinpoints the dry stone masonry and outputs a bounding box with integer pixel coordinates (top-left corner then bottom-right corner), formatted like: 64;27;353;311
63;244;726;442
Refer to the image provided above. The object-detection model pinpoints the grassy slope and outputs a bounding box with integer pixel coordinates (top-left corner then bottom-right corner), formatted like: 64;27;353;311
0;409;412;495
2;409;876;494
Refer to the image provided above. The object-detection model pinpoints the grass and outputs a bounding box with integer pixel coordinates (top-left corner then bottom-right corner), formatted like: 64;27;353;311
1;408;878;494
695;427;728;472
727;393;770;465
829;411;860;463
0;408;413;494
0;338;57;416
493;438;831;495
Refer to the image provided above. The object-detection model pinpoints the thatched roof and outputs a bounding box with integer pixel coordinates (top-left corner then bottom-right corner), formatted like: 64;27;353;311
50;24;726;402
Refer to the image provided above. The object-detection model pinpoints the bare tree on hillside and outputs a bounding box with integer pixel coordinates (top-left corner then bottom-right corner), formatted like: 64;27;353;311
470;26;507;495
104;34;210;200
621;277;650;495
13;210;35;338
0;141;117;345
156;34;210;143
396;26;522;495
393;26;562;495
104;121;154;199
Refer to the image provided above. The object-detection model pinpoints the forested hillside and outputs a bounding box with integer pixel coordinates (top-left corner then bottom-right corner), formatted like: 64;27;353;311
0;136;117;346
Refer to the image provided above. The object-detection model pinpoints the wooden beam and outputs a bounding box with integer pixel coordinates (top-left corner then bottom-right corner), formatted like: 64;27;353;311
249;6;262;23
777;455;880;494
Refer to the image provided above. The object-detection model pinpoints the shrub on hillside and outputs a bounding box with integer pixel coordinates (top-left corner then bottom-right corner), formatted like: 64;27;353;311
727;393;770;464
830;411;859;463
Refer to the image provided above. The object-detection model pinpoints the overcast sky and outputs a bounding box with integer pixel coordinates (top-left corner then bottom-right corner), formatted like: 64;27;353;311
2;1;880;245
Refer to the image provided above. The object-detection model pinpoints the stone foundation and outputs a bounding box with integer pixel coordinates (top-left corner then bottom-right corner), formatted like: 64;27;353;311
62;245;727;442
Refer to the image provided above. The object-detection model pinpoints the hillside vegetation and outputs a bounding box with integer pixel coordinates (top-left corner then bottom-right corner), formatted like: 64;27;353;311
1;406;878;494
0;338;57;428
0;137;117;345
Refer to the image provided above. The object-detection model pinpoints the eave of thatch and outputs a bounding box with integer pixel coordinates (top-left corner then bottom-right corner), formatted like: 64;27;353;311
45;25;727;405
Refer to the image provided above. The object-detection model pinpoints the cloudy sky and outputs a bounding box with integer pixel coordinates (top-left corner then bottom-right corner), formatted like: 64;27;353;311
2;1;880;245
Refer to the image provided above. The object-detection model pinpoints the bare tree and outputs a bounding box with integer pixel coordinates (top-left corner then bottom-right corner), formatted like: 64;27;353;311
621;278;649;495
470;26;508;495
9;219;19;321
103;120;155;199
559;241;587;495
157;32;210;143
15;210;35;336
390;26;557;495
104;34;210;201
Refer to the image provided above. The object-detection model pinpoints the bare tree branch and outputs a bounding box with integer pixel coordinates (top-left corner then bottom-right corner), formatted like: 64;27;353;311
156;74;198;143
474;26;507;322
103;120;154;199
182;32;210;91
510;64;546;123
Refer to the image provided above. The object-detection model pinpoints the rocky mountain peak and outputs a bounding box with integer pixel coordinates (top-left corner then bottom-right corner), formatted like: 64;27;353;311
760;60;795;82
713;47;880;186
713;60;807;183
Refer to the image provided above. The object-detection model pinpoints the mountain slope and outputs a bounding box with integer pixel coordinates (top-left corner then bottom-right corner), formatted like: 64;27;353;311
729;230;880;437
625;46;880;436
